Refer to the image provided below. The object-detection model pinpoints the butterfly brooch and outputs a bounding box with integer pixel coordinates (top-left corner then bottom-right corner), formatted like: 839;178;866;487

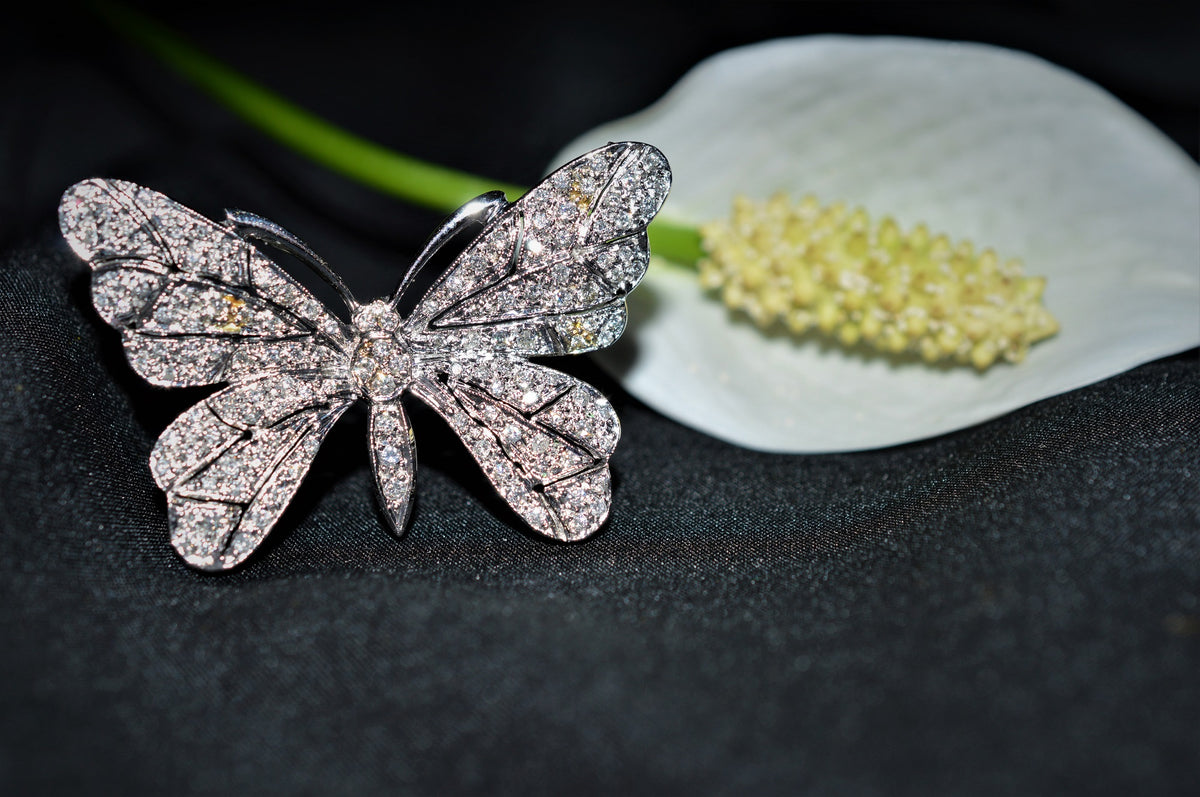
59;142;671;571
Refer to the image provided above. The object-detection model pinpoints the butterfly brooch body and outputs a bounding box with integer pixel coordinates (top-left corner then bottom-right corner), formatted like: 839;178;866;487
59;142;671;570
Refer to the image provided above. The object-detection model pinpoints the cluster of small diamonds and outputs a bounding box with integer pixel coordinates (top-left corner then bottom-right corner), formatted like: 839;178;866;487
182;414;310;503
526;145;621;251
438;254;610;325
138;283;290;336
543;468;612;540
442;356;569;409
249;249;345;342
90;267;166;325
532;383;620;455
370;403;415;526
408;355;621;540
209;373;348;425
169;501;241;568
129;186;249;285
62;179;349;390
150;372;348;499
456;385;592;482
589;237;649;294
149;403;243;489
63;180;249;285
349;301;413;401
60;142;670;567
422;303;627;358
407;143;666;360
150;373;352;569
405;215;519;331
60;181;160;261
122;336;340;387
168;425;329;570
393;141;668;539
412;375;561;537
586;149;671;246
225;338;341;379
553;307;627;354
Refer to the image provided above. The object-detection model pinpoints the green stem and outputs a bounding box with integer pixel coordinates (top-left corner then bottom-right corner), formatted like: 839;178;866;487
92;1;704;267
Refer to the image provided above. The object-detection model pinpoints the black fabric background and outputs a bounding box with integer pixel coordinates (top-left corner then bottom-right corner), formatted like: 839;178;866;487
2;2;1197;794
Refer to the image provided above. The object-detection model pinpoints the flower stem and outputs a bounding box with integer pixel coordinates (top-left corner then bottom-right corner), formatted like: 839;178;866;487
92;1;704;267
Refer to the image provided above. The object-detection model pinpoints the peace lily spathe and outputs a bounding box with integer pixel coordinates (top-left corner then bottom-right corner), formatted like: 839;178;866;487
555;36;1200;453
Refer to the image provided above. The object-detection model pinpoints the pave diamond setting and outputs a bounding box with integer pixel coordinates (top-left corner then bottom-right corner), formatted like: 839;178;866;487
59;141;671;570
350;300;413;401
350;333;413;401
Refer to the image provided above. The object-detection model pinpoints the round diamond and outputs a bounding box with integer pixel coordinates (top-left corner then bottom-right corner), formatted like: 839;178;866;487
373;371;398;396
526;504;549;529
383;475;409;500
374;410;398;434
353;300;400;331
350;332;413;400
501;423;523;445
379;445;402;466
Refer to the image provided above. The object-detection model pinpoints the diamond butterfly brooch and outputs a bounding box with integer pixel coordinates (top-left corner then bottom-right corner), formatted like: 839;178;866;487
59;142;671;571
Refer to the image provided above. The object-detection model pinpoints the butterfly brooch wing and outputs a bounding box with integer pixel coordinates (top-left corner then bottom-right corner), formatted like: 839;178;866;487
402;142;671;541
58;142;671;570
59;179;356;569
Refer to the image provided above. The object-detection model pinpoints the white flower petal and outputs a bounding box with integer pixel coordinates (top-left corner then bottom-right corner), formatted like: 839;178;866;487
555;36;1199;452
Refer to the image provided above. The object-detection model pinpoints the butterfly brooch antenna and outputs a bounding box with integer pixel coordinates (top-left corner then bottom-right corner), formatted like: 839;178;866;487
59;142;671;571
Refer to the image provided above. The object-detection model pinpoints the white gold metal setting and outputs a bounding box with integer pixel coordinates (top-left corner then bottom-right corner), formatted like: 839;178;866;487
59;142;672;571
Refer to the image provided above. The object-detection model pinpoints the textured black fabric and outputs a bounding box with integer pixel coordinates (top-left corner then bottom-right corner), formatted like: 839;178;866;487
2;3;1198;794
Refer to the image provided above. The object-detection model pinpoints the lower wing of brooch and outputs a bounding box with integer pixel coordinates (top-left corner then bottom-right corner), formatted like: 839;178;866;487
58;142;671;571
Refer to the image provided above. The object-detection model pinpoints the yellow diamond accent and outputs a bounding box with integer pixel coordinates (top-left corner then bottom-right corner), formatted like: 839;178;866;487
216;294;247;333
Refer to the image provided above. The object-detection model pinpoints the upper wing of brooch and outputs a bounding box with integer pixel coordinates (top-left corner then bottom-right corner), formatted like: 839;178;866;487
59;178;348;386
401;142;670;356
400;142;671;541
